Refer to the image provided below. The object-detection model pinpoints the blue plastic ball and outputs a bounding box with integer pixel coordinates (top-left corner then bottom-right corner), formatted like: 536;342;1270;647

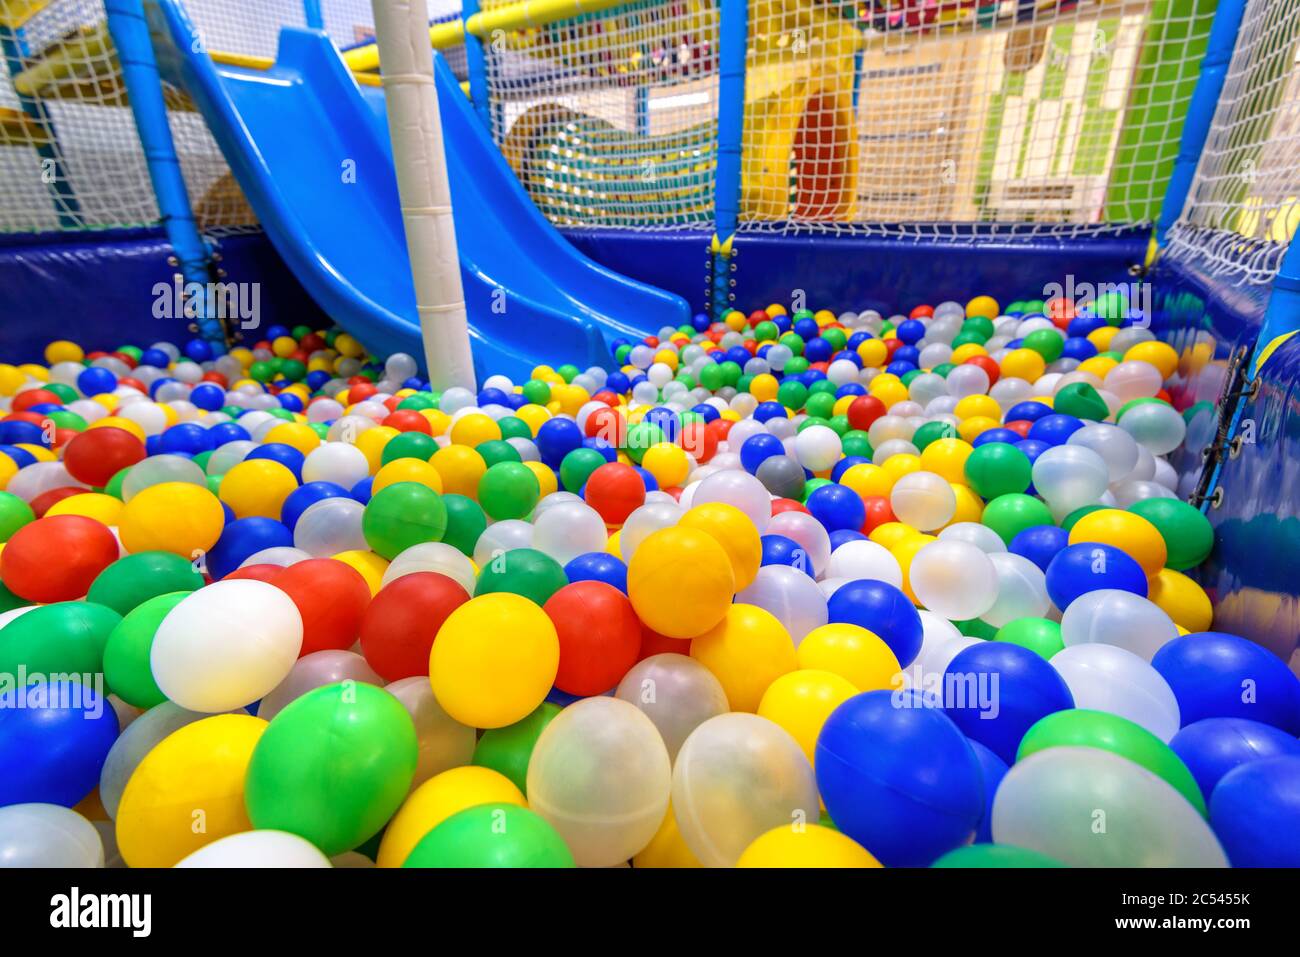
805;338;833;364
806;483;866;533
183;338;213;362
1152;632;1300;734
189;382;226;411
1004;401;1053;424
1027;413;1085;446
280;480;351;531
158;422;213;456
643;407;680;442
827;579;923;667
828;529;867;551
1169;717;1300;801
207;422;251;446
535;417;584;469
278;392;304;413
76;366;117;397
351;475;374;505
245;442;305;481
632;466;658;493
138;348;171;369
1009;524;1070;572
1044;542;1148;608
563;552;629;593
760;534;812;575
740;433;785;475
816;689;984;866
206;516;292;580
896;319;926;344
969;738;1008;844
752;401;788;424
1210;756;1300;867
0;679;118;807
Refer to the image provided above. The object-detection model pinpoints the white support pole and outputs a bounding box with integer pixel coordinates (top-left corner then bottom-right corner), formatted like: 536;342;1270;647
370;0;476;390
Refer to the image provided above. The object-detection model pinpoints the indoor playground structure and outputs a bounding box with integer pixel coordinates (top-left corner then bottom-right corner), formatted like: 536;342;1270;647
0;0;1298;872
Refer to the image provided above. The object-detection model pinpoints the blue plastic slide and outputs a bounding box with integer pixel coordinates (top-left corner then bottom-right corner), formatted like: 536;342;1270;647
144;1;689;383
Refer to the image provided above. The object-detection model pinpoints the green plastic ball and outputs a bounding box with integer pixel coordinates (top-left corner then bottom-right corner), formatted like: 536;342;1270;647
102;592;189;709
403;804;575;868
981;493;1055;545
932;845;1064;868
992;617;1063;659
475;439;522;469
362;481;448;559
440;493;487;557
86;551;204;616
474;547;567;606
477;462;540;521
1127;498;1214;570
1053;382;1109;421
0;601;122;679
964;442;1032;499
471;702;562;794
1022;329;1064;363
381;431;437;465
559;447;607;493
0;491;35;543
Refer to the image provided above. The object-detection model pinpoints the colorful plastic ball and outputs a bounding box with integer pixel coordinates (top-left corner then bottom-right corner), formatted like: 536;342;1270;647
1210;756;1300;867
359;571;468;681
1148;567;1213;632
150;579;304;712
584;462;645;525
376;764;524;867
888;471;955;531
534;416;584;468
689;603;797;712
1119;401;1186;454
1127;497;1214;570
1008;523;1069;572
562;551;627;592
1018;708;1204;814
677;502;762;592
1170;718;1300;800
0;679;119;807
1068;508;1166;578
302;441;369;488
0;513;117;603
796;622;902;691
1152;631;1300;733
692;468;772;533
1060;588;1179;661
992;615;1063;659
362;481;448;560
474;546;567;606
0;599;120;681
806;483;866;533
175;829;331;868
271;557;372;655
219;458;298;519
672;712;818;867
472;702;561;794
963;442;1032;500
826;578;923;667
908;540;998;621
403;803;575;868
942;641;1074;762
1044;542;1148;608
757;668;859;766
477;461;541;521
0;490;34;542
628;526;735;640
754;454;806;499
0;804;104;868
931;844;1063;868
544;581;642;696
103;592;188;709
614;653;729;760
87;550;204;615
246;682;417;856
816;689;984;866
528;697;672;867
115;713;267;867
62;426;145;487
430;592;559;728
991;746;1227;866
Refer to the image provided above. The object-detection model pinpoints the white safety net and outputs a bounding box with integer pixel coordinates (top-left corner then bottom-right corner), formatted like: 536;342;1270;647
1163;0;1300;285
483;0;720;229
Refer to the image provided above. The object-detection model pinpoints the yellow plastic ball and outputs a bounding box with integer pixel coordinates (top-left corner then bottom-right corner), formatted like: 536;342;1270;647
1001;348;1047;382
633;804;702;868
840;462;893;500
46;492;124;526
335;333;365;358
354;425;400;474
0;364;26;396
376;766;525;868
219;459;298;519
765;303;788;317
641;442;689;489
605;528;622;556
953;394;1001;422
654;349;679;371
857;339;888;368
949;482;986;525
628;527;735;640
45;340;84;364
797;622;902;691
1148;567;1213;633
450;412;501;447
750;373;779;402
420;408;451;436
430;592;559;728
373;458;444;496
0;452;16;491
724;310;746;332
331;550;388;595
271;336;298;358
868;521;917;551
262;422;321;457
757;668;859;765
115;714;267;868
1077;356;1119;380
15;443;54;463
430;444;487;498
689;603;797;712
18;363;49;382
119;481;225;557
957;415;1001;444
891;532;937;603
965;295;1000;320
1068;508;1167;578
1125;340;1178;379
919;438;973;485
950;343;988;365
678;502;762;593
514;404;551;436
88;416;146;443
738;824;882;868
880;452;922;483
1087;326;1120;352
523;460;558;499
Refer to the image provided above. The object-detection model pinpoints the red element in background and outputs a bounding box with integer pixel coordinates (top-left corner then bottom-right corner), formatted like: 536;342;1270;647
359;571;468;681
382;409;433;434
771;497;809;516
273;558;374;658
584;462;645;525
847;395;887;431
62;426;146;487
861;496;897;534
0;514;118;603
545;581;642;696
964;355;1000;387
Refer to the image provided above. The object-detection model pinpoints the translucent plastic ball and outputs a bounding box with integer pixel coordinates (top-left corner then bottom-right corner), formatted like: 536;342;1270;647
532;501;608;566
1067;423;1139;482
122;455;207;500
1104;360;1163;402
991;746;1227;866
867;414;913;447
671;712;819;868
908;540;998;621
937;521;1007;554
614;653;730;760
872;439;919;464
692;469;772;533
889;471;956;532
1030;444;1109;514
175;829;331;868
946;364;990;398
150;579;304;712
735;564;829;645
1060;589;1180;661
241;546;310;569
982;552;1050;627
293;497;368;557
619;502;686;561
825;540;903;590
1049;644;1180;742
1119;402;1187;455
301;442;370;488
526;697;672;868
765;510;832;579
793;425;842;472
257;650;381;721
385;676;477;789
472;519;534;567
1110;478;1177;508
381;541;477;594
0;804;103;868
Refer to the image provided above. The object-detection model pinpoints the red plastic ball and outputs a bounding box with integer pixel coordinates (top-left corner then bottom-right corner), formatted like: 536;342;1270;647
382;409;433;435
271;558;373;657
118;378;147;394
300;333;326;353
29;487;88;518
224;564;282;584
359;571;469;681
862;495;897;534
704;417;733;447
679;420;716;463
1002;419;1033;438
10;389;61;413
584;405;626;445
771;497;809;516
847;395;888;432
62;426;146;487
544;581;642;696
1;515;119;603
909;304;934;320
584;462;645;526
637;622;689;661
964;355;1000;387
348;382;378;403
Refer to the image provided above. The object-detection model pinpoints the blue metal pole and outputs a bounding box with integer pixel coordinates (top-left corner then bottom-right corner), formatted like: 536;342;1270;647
710;0;746;319
105;0;225;353
1153;0;1248;245
304;0;325;30
461;0;491;130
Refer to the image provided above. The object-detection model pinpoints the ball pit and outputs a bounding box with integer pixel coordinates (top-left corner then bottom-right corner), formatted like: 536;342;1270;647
0;299;1294;871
